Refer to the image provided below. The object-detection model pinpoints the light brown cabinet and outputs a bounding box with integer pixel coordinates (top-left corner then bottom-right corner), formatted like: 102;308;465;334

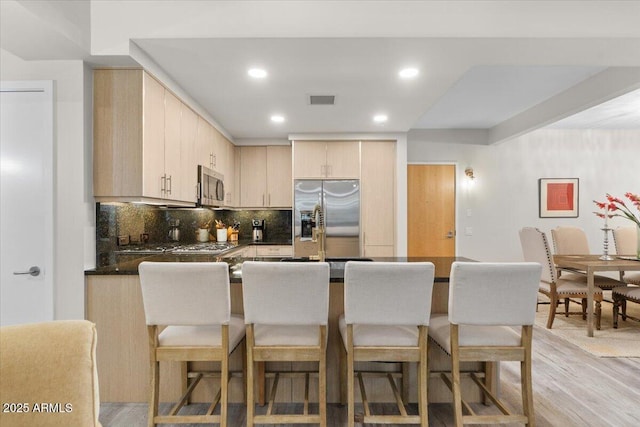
94;68;233;205
361;141;396;256
239;146;292;207
95;69;191;202
293;141;359;179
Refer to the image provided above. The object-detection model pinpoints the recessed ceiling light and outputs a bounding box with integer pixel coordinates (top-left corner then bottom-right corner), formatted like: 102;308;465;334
248;68;267;79
271;115;285;123
399;68;419;79
373;114;388;123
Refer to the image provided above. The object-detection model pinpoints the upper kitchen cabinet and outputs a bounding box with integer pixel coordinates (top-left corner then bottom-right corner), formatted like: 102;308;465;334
179;103;198;202
239;146;292;208
293;141;359;179
361;141;396;257
94;69;195;204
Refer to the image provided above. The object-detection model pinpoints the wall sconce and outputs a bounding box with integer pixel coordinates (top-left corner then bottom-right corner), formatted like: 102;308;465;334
465;167;475;181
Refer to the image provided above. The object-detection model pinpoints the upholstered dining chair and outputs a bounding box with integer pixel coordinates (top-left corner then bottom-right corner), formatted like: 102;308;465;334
138;262;245;427
551;226;625;290
428;262;541;427
612;226;640;285
241;261;330;427
339;261;435;427
520;227;604;329
612;285;640;328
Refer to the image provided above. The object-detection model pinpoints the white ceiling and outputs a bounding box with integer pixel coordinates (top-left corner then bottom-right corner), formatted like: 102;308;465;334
2;0;640;143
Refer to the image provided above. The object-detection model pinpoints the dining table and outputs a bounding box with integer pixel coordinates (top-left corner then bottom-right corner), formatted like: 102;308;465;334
553;255;640;337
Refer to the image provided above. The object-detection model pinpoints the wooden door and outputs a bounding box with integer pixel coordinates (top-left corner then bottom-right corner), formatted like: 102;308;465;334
407;164;456;257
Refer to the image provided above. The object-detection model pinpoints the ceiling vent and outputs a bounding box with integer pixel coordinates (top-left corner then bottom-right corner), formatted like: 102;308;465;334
309;95;335;105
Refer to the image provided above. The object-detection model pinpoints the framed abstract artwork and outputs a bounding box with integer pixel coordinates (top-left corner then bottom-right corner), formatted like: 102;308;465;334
539;178;579;218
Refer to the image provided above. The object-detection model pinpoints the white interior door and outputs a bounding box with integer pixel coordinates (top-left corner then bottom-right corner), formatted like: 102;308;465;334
1;81;54;326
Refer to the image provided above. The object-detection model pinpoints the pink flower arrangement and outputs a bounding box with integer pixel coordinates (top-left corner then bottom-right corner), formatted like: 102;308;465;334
594;193;640;227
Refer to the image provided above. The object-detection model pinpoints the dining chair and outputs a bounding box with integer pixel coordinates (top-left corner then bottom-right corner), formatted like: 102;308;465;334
520;227;604;329
339;261;435;427
550;226;625;290
429;262;541;427
241;261;330;427
138;262;245;427
612;226;640;285
612;285;640;328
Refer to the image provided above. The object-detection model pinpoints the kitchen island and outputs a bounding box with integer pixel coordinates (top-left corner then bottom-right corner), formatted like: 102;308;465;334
85;255;484;405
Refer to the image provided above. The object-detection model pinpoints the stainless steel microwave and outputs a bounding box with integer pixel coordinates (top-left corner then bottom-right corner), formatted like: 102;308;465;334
197;165;224;206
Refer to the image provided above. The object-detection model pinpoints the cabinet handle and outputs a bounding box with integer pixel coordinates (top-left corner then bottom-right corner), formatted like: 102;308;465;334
161;174;166;193
213;154;217;167
166;175;172;195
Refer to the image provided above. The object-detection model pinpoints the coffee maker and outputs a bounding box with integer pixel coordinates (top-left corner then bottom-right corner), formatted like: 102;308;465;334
251;219;265;242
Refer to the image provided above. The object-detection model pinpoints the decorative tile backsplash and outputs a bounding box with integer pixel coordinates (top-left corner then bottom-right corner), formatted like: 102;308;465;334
96;203;292;266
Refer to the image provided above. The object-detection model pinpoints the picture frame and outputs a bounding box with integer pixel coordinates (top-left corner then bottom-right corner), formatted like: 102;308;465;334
539;178;579;218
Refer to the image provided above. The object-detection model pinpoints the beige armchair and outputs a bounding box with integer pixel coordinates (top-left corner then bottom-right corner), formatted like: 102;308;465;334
0;320;101;427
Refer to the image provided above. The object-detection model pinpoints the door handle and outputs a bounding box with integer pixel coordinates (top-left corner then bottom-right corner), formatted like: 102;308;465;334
13;266;41;277
446;230;455;239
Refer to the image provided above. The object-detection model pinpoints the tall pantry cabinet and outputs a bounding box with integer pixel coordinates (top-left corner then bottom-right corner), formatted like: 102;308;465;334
361;141;396;257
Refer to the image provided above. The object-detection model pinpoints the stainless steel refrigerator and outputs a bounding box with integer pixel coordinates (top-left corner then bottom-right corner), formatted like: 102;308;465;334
294;180;360;258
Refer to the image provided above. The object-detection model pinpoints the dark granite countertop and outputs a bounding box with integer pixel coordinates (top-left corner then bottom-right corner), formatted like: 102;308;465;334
85;255;472;282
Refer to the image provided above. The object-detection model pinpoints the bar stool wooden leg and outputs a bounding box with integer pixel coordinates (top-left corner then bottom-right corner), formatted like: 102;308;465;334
521;326;535;427
246;325;255;427
418;326;428;427
347;325;355;427
319;325;327;427
451;325;463;427
147;326;159;427
339;339;347;405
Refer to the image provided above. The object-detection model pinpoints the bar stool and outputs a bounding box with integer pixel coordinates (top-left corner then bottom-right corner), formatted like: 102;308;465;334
429;262;541;427
339;261;435;427
138;262;245;427
241;261;330;427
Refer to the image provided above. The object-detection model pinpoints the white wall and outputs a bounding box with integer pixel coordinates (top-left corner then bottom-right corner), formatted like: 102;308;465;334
408;129;640;261
0;48;94;320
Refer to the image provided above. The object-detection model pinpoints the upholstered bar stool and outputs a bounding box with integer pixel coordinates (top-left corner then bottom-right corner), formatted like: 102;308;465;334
339;261;435;427
551;226;625;290
241;261;330;427
429;262;541;427
612;226;640;284
138;262;245;427
521;227;604;329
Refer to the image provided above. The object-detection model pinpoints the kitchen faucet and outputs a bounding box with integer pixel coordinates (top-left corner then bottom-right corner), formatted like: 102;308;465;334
311;203;326;262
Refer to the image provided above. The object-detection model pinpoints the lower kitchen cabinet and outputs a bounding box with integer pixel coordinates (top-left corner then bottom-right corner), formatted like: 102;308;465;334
255;245;293;257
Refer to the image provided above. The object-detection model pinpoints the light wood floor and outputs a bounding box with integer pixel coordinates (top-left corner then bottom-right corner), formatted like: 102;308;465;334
99;321;640;427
